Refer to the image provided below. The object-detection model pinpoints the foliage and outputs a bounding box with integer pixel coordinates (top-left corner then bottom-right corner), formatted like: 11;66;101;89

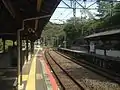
63;17;83;46
42;22;65;47
97;0;112;17
85;2;120;33
42;2;120;48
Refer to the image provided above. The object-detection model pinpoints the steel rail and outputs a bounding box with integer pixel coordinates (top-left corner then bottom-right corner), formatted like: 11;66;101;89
46;50;85;90
55;50;120;84
44;50;65;90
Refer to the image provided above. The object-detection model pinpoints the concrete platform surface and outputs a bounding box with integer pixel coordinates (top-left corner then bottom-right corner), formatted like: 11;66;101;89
19;48;58;90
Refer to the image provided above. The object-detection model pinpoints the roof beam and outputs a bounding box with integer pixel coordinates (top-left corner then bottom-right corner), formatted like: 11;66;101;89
2;0;23;24
2;0;15;18
35;0;43;31
37;0;43;12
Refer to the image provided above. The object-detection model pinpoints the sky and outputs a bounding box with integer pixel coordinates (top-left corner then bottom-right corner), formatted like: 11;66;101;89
50;0;98;24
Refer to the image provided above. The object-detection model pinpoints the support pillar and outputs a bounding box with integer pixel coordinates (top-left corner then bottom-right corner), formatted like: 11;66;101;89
103;40;106;56
20;34;22;86
26;37;28;62
32;41;34;54
30;41;32;54
87;40;89;53
30;40;34;57
17;30;23;86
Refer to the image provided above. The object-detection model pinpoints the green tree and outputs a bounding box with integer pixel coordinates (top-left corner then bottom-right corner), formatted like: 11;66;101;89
63;17;83;47
42;22;65;47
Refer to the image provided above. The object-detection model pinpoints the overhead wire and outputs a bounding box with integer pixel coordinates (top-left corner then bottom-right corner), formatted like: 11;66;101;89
51;0;98;23
52;0;72;23
62;1;84;20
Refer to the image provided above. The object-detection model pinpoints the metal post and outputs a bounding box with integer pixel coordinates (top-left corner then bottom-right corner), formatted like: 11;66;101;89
32;41;34;54
104;49;106;56
33;42;34;54
17;30;20;87
20;33;22;86
26;37;28;61
17;29;23;87
87;40;89;53
73;0;76;26
103;41;106;56
30;40;32;57
30;40;34;57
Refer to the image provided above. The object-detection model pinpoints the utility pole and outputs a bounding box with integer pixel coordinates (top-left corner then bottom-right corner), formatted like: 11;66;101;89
72;0;76;26
73;0;76;18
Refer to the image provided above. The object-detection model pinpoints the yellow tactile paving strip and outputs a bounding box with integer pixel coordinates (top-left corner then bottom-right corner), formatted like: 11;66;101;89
22;75;28;82
25;55;36;90
25;50;39;90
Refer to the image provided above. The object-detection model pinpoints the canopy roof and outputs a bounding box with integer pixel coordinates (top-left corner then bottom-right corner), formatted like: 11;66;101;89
85;29;120;40
0;0;61;40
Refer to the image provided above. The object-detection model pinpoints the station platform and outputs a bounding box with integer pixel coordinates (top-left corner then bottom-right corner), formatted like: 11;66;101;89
19;48;58;90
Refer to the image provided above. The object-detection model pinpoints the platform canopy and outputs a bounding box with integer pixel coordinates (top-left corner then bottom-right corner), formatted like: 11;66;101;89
85;29;120;40
0;0;61;40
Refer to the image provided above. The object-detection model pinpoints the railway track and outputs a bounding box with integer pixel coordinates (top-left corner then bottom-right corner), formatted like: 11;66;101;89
46;49;120;90
44;50;84;90
55;50;120;84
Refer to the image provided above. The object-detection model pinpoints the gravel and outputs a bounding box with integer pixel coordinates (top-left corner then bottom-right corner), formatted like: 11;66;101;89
45;52;81;90
50;51;120;90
